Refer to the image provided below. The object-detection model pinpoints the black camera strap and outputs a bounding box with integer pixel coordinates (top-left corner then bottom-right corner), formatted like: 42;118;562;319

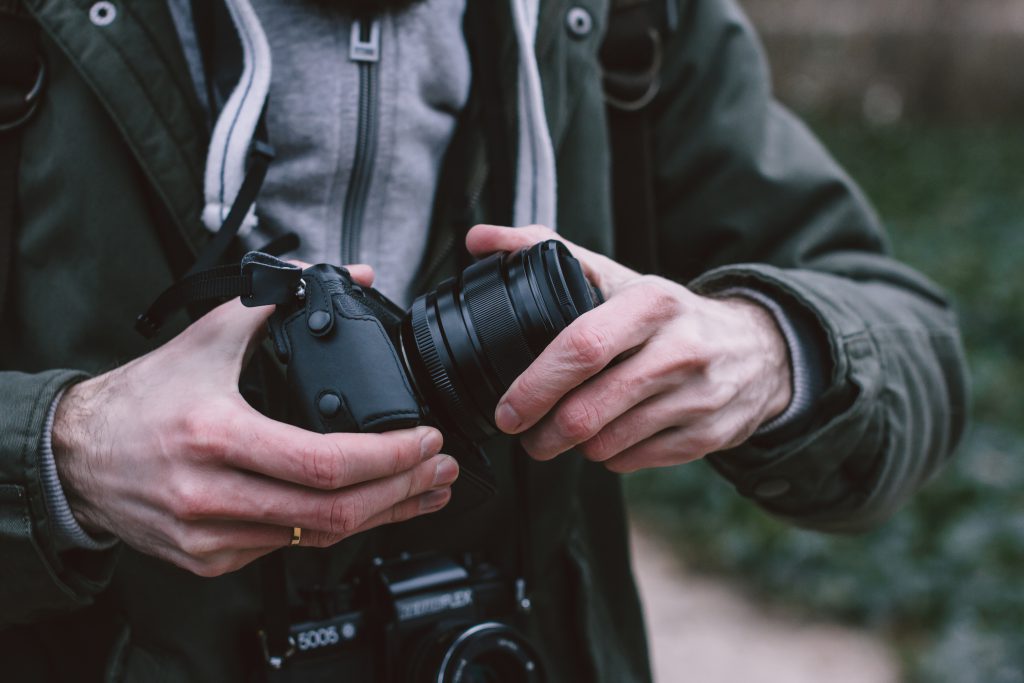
133;110;306;338
0;1;45;323
511;447;535;619
259;550;296;673
601;0;674;274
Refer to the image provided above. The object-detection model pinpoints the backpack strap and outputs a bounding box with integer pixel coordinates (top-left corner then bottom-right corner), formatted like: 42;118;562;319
0;0;45;316
600;0;672;273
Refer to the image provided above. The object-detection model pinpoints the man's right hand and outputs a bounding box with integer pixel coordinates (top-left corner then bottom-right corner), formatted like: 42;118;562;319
52;277;458;577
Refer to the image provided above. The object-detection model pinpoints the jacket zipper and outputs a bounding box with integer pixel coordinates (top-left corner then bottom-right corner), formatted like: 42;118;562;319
342;18;382;264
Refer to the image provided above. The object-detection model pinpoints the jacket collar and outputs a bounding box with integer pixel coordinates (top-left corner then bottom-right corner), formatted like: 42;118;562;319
23;0;209;253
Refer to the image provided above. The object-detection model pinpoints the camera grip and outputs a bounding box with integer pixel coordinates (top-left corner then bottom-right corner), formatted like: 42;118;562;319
273;266;422;435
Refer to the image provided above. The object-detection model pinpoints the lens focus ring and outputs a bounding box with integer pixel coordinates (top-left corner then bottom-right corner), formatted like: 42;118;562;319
463;264;535;389
410;296;466;420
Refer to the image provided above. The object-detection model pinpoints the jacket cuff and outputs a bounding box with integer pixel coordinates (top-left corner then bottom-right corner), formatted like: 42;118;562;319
688;265;853;504
39;389;119;553
0;369;119;625
711;287;828;436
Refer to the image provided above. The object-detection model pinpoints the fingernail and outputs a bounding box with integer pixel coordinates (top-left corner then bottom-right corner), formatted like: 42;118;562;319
495;401;522;433
432;455;459;487
420;488;450;513
420;430;443;460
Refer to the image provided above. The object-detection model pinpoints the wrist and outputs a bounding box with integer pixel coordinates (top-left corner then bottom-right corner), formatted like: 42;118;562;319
720;296;793;424
52;378;108;535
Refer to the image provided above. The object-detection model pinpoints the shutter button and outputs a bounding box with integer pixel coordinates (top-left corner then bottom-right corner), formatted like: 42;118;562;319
566;7;593;39
89;2;117;26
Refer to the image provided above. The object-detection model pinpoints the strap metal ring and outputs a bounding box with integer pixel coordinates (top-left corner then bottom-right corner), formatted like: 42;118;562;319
602;28;663;112
0;55;47;133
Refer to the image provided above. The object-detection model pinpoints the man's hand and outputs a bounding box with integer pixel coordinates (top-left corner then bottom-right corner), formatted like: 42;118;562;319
466;225;793;473
53;265;458;577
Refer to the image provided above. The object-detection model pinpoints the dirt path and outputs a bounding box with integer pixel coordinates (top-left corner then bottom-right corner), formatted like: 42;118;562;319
630;524;902;683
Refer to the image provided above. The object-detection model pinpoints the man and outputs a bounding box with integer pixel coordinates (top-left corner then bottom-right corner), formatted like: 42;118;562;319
0;0;967;681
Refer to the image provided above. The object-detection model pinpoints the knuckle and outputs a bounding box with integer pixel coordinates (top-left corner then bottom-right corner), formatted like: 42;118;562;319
615;371;649;398
665;342;709;374
302;440;348;490
179;406;230;462
178;531;217;559
637;279;682;319
323;494;365;537
688;385;732;418
169;479;211;521
565;324;612;370
556;400;603;443
683;430;718;459
705;387;733;415
580;431;616;462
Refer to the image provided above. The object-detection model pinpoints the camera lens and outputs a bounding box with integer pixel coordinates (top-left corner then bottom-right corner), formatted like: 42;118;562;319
401;240;601;442
462;650;531;683
407;621;544;683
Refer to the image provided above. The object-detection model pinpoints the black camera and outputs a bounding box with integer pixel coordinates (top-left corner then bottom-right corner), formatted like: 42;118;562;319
271;553;543;682
136;243;597;679
266;240;602;499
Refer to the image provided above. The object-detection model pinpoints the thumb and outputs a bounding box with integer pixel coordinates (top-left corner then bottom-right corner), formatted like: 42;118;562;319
466;224;640;297
182;298;277;375
465;224;556;258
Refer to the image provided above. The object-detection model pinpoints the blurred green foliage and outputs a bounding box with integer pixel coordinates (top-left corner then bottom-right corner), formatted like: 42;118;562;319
626;121;1024;682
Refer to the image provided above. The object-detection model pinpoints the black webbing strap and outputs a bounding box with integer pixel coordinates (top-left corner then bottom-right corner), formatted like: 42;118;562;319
600;0;666;274
135;125;276;337
189;136;275;275
135;250;301;338
259;550;295;673
0;2;45;319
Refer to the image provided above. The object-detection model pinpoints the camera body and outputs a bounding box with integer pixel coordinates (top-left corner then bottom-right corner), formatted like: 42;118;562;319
277;553;543;682
259;241;597;679
267;240;602;502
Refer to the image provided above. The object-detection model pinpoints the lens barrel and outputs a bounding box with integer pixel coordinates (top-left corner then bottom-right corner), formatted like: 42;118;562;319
401;241;600;442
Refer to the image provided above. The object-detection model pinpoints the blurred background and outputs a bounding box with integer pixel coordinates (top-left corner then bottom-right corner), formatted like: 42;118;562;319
626;1;1024;681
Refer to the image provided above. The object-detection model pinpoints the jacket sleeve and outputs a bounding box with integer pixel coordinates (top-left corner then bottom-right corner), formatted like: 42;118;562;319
650;0;970;531
0;369;119;626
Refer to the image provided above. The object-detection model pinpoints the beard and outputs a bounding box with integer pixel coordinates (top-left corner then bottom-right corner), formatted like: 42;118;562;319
306;0;428;15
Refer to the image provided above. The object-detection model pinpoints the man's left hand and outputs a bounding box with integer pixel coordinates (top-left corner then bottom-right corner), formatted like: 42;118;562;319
466;225;793;473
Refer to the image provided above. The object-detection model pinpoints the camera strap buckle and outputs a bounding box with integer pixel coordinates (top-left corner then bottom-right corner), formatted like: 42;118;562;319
135;251;302;337
240;251;303;307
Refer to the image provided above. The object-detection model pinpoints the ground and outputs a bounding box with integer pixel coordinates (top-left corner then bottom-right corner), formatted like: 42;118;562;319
630;524;901;683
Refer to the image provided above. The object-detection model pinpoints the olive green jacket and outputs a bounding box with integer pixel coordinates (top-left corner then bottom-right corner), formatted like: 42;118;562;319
0;0;968;681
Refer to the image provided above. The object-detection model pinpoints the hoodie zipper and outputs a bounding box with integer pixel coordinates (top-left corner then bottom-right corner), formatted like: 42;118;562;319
342;18;382;264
